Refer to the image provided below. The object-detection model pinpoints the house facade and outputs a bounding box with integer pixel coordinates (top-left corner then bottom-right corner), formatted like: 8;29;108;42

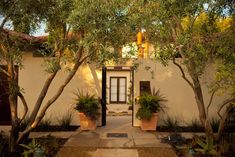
0;31;226;127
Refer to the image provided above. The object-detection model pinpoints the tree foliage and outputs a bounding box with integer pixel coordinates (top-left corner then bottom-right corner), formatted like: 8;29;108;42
139;0;235;148
0;0;139;153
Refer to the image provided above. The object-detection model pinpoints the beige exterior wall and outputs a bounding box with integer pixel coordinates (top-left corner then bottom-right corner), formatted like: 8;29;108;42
18;52;102;125
133;59;226;126
16;53;226;127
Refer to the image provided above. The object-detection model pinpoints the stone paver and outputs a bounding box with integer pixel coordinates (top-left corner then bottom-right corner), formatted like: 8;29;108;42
132;132;157;139
64;131;100;147
133;138;171;148
55;116;177;157
93;149;138;157
99;139;134;147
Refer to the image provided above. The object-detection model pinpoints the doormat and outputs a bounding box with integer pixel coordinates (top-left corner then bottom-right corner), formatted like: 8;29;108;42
107;133;128;138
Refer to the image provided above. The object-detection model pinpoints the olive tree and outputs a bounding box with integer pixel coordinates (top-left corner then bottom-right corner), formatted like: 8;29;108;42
0;0;138;153
139;0;234;144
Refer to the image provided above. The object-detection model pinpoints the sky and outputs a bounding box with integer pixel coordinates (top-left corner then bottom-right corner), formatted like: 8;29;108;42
0;16;48;36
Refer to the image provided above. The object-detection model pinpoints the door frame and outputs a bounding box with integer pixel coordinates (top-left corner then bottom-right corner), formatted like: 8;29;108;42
101;66;134;126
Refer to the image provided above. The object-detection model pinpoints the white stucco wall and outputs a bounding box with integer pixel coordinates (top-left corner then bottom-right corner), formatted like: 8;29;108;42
133;59;227;126
16;53;227;127
18;52;102;125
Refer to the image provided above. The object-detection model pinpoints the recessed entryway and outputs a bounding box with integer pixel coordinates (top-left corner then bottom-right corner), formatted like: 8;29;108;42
102;66;134;128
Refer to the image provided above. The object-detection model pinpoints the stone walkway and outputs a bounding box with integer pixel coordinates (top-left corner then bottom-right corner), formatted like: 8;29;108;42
0;116;205;157
56;116;173;157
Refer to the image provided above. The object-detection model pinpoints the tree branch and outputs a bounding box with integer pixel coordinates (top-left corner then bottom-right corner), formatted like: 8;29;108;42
206;89;216;116
217;98;235;119
33;53;91;128
0;0;18;30
17;47;92;143
18;92;28;124
0;68;10;77
28;71;58;126
189;12;200;31
172;57;194;90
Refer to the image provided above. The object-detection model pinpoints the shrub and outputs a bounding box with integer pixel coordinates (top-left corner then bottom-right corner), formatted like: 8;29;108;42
190;118;204;132
37;118;52;131
57;111;73;130
162;116;180;131
74;90;100;120
20;139;46;157
136;89;166;120
211;117;220;132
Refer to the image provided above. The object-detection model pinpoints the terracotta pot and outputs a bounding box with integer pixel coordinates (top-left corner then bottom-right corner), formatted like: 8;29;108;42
78;112;97;130
140;113;158;131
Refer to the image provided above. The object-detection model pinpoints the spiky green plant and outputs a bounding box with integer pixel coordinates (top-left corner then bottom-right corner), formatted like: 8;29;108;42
58;111;73;130
211;117;220;132
20;139;46;157
192;135;217;155
136;89;166;120
74;90;100;120
190;118;203;132
37;118;52;131
163;116;180;131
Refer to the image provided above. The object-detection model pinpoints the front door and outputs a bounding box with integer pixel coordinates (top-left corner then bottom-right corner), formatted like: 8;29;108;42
110;77;127;104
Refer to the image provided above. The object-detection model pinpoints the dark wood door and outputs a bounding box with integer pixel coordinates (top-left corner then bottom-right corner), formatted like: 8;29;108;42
0;70;11;125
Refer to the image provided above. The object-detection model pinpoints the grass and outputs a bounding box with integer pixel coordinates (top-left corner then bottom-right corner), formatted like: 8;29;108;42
189;118;203;132
57;111;73;130
37;117;52;131
210;117;220;132
162;116;180;131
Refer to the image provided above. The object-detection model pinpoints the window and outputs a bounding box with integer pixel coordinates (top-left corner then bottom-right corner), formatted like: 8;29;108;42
139;81;151;96
110;77;126;103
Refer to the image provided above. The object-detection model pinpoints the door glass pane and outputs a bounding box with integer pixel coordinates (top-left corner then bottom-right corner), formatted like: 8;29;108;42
119;78;126;102
110;78;117;102
119;78;125;86
111;93;117;101
119;94;125;102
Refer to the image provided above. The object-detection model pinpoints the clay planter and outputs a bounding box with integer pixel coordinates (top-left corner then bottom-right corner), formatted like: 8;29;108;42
140;113;158;131
78;112;97;130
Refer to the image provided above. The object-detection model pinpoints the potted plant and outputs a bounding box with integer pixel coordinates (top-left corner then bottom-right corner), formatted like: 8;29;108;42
74;91;100;130
136;89;166;130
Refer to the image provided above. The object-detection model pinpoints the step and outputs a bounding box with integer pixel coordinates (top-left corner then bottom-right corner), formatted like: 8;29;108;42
93;149;138;157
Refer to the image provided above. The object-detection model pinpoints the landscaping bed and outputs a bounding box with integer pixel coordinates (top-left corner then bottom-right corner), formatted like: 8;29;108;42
161;133;235;157
0;134;67;157
31;125;79;132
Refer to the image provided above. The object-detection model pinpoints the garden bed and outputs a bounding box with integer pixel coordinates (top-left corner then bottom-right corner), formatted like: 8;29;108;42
0;133;67;157
20;125;79;132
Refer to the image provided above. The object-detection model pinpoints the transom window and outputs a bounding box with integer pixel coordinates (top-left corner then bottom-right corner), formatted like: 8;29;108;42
110;77;126;103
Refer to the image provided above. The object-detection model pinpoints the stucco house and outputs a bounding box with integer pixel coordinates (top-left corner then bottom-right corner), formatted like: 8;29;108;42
0;30;225;127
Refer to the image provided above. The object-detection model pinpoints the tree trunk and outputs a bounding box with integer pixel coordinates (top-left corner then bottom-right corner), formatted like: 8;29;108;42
9;122;19;153
217;103;234;141
7;58;20;153
191;75;214;141
9;95;19;153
